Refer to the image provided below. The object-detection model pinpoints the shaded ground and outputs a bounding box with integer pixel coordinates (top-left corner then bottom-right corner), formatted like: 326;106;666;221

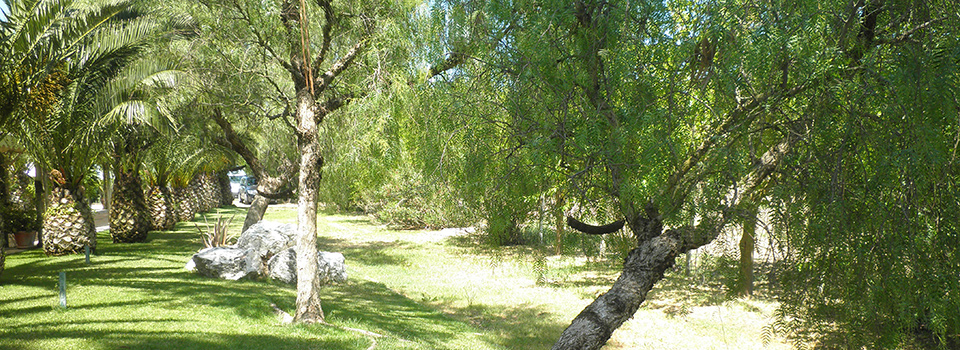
1;206;792;349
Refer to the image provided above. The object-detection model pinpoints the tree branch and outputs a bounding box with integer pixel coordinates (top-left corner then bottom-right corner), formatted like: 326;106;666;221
315;38;368;95
566;216;624;235
554;130;801;349
312;0;334;73
211;108;265;177
427;51;468;80
228;0;294;74
874;15;948;45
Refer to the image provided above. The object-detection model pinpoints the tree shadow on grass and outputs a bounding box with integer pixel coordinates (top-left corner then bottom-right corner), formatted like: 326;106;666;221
2;242;494;350
427;298;568;350
324;280;568;349
0;327;360;350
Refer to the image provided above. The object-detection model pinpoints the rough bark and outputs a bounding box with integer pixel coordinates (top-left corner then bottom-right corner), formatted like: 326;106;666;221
553;134;795;349
42;186;97;255
217;171;233;206
110;166;150;243
738;205;757;297
552;226;707;349
242;195;270;233
293;89;324;323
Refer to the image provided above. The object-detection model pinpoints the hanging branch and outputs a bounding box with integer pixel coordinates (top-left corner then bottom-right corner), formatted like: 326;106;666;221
566;216;624;235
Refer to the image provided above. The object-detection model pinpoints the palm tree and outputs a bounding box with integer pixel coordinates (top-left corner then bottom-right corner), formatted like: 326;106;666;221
103;60;186;243
4;0;171;254
108;129;152;242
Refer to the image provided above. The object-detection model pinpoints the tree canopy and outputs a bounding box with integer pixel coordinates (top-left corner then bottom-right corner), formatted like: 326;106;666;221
2;0;959;348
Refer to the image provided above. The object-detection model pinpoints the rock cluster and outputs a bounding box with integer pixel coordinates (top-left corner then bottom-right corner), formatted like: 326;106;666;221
186;221;346;284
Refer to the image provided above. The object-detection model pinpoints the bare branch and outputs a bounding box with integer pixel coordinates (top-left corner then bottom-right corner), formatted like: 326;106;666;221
228;0;294;74
315;39;368;94
875;15;948;45
312;0;335;72
567;217;625;235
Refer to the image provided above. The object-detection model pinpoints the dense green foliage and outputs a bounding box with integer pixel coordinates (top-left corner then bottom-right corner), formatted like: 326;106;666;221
3;0;960;347
384;0;960;347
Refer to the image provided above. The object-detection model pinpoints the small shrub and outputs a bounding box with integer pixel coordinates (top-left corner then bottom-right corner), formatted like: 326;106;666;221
2;207;40;232
195;215;236;248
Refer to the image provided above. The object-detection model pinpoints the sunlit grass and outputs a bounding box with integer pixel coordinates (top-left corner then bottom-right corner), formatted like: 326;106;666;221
1;204;791;349
0;206;492;350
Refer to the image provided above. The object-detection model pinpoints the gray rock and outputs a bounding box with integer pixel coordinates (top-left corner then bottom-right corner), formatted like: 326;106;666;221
192;247;261;280
189;221;346;285
235;221;297;260
318;251;347;285
266;248;347;285
266;248;298;284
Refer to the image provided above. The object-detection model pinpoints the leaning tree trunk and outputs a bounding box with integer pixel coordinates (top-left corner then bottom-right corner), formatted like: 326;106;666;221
242;195;270;233
217;171;233;206
43;186;97;255
552;216;719;349
552;137;793;349
110;167;150;243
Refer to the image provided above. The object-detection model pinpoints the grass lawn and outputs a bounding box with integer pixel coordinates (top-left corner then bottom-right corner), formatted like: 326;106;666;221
0;205;791;349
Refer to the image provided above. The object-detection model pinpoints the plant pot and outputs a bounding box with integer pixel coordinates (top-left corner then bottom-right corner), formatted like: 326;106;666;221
14;231;37;249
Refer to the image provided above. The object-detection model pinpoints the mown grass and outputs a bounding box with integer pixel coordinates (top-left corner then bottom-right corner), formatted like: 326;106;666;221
1;205;792;349
0;207;491;350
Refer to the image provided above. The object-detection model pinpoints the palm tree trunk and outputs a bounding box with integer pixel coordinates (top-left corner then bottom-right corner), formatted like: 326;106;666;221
146;185;177;230
110;166;150;243
43;186;97;255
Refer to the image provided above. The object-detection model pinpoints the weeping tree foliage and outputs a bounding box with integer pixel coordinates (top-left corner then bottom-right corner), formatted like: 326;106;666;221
409;0;960;348
176;0;303;231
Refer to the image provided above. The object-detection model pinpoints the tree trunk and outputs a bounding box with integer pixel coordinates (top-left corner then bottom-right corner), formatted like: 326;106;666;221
110;165;150;243
293;90;324;323
555;190;564;255
241;195;270;233
552;220;719;350
102;163;112;213
34;167;45;248
217;171;233;206
0;152;9;250
738;205;757;297
43;186;97;255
